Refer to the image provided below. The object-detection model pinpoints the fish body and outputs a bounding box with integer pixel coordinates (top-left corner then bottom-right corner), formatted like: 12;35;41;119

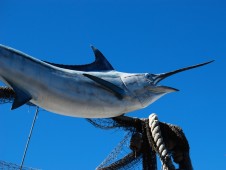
0;44;213;118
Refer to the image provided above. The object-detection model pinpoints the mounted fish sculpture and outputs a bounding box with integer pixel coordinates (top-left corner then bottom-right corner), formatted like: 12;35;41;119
0;44;213;118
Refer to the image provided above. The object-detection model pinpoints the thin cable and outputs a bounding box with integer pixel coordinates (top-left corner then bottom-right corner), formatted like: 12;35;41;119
20;107;39;170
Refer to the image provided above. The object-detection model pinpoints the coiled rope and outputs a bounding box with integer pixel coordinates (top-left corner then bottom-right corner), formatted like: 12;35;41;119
149;114;175;170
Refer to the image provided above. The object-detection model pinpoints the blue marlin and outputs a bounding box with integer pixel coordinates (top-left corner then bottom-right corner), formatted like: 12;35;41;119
0;44;213;118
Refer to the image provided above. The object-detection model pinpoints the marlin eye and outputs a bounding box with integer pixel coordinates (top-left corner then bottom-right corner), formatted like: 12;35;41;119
145;73;154;82
145;73;152;79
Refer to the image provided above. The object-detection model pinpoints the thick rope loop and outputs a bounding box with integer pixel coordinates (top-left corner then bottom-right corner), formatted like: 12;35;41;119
149;114;175;170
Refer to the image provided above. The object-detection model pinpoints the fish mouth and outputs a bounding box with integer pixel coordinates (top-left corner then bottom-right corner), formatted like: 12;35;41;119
149;85;179;93
149;60;214;93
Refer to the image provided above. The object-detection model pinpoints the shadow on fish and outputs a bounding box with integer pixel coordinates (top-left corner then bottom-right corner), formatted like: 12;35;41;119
0;44;214;118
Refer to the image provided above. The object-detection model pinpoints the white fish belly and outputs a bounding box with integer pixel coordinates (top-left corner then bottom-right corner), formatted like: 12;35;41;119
32;74;141;118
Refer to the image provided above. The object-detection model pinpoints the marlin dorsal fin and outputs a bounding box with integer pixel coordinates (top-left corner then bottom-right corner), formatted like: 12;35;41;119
90;46;114;71
44;46;114;72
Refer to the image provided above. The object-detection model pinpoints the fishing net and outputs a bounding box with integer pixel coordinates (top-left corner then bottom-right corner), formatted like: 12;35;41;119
0;86;15;104
0;160;40;170
88;116;192;170
88;117;157;170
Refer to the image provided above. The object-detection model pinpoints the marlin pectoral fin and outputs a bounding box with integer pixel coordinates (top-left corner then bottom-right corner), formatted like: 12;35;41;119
12;91;32;110
10;85;32;110
83;73;125;99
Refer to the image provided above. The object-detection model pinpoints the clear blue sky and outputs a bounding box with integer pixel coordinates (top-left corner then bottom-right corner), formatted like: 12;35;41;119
0;0;226;169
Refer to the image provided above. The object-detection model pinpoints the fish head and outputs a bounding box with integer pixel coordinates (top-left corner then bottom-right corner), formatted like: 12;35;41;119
137;73;178;107
122;60;214;108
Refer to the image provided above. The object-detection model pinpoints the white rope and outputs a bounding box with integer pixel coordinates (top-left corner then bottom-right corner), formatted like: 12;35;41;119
20;107;39;170
149;113;175;170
